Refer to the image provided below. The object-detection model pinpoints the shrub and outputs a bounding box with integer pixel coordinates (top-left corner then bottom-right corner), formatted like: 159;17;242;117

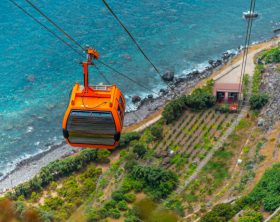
124;193;136;203
132;142;147;159
42;197;64;211
252;64;264;95
140;129;155;144
85;208;101;222
104;200;117;211
112;191;125;202
163;81;215;123
109;208;121;219
249;94;269;110
260;46;280;64
162;96;187;123
243;74;250;98
130;165;178;199
117;200;128;211
49;181;58;191
247;163;280;211
150;122;163;140
30;192;40;203
11;149;99;199
201;203;235;222
185;88;215;109
119;132;141;147
238;210;263;222
124;159;138;172
96;149;111;163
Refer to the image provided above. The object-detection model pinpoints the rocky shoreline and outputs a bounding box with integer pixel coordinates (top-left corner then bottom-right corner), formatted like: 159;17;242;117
124;50;237;126
0;142;76;193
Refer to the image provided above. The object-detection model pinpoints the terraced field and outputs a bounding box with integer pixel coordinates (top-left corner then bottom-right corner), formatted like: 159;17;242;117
156;109;237;176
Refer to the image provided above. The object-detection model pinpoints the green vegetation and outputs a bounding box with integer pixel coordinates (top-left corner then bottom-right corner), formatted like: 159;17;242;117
249;93;269;110
249;64;268;110
130;165;178;200
247;163;280;212
238;210;263;222
201;163;280;221
8;149;101;200
201;203;235;222
243;74;250;99
119;132;141;147
162;80;215;123
260;46;280;64
132;142;148;159
252;64;264;95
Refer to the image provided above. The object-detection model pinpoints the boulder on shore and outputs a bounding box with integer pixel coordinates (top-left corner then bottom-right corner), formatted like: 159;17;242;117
208;60;215;66
132;95;141;103
162;70;175;82
160;88;168;95
147;94;153;99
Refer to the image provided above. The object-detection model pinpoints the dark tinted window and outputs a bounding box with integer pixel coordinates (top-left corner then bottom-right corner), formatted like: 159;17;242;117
118;106;123;121
119;97;124;109
67;110;116;146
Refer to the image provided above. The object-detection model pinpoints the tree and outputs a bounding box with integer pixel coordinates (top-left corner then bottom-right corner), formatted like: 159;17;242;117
112;191;125;202
249;94;269;110
109;209;121;219
150;122;163;140
162;96;187;123
186;88;216;109
132;142;147;159
130;165;178;199
117;200;128;211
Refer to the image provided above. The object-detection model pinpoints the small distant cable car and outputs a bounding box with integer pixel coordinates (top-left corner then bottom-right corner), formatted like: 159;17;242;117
62;48;126;149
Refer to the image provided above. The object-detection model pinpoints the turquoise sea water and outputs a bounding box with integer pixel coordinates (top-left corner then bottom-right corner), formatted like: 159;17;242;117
0;0;279;177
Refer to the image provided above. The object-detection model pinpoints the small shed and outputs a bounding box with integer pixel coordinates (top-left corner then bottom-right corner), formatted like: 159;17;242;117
213;66;242;105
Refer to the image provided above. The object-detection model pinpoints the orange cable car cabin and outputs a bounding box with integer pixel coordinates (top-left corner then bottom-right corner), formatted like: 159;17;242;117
62;48;126;149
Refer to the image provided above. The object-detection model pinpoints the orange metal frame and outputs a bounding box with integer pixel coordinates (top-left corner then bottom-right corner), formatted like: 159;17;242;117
62;48;125;149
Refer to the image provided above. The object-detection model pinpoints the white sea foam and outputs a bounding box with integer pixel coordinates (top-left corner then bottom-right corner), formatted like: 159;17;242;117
26;126;34;133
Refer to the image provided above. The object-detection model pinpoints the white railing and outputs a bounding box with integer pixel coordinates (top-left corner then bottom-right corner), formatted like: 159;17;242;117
91;85;112;91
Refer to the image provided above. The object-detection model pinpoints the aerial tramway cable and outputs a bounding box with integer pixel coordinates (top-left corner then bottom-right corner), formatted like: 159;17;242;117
9;0;159;129
102;0;179;96
9;0;160;97
97;60;160;96
23;0;85;52
8;0;84;58
239;0;256;101
242;0;256;76
95;64;143;121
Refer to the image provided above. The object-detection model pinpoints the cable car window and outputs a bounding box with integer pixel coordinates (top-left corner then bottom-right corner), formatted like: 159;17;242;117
118;106;123;121
119;96;124;109
66;110;116;146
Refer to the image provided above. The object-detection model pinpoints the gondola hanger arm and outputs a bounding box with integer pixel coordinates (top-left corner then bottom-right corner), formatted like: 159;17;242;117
81;48;100;92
